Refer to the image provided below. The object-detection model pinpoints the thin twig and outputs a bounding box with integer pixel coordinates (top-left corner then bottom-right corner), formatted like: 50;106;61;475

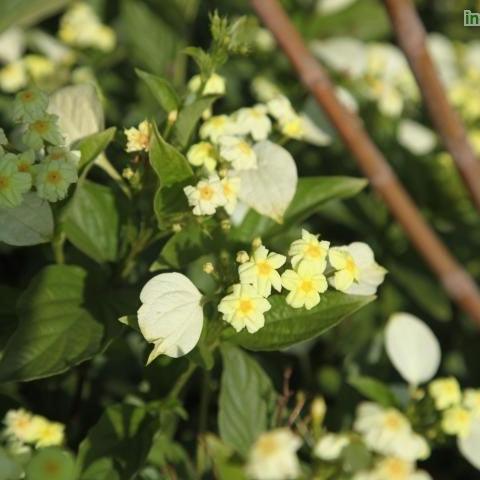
250;0;480;326
384;0;480;213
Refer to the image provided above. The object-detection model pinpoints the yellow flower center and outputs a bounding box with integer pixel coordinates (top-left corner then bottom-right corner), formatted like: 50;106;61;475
257;435;279;456
238;298;254;315
384;458;408;479
257;260;273;277
0;175;9;190
46;170;62;185
211;117;226;128
345;255;359;279
18;162;30;173
384;412;404;432
305;242;323;258
300;279;314;294
33;120;49;134
238;141;251;156
223;182;233;197
199;185;214;201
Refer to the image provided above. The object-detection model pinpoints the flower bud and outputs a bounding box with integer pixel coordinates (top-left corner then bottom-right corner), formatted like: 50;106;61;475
236;250;249;264
221;219;231;231
203;262;215;274
168;110;178;124
252;237;262;248
172;223;182;233
311;396;326;426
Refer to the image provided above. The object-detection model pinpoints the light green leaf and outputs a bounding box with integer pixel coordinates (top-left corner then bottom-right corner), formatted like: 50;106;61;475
48;84;104;146
0;265;103;382
150;125;193;187
235;176;367;241
77;404;158;479
218;345;275;456
348;375;397;407
0;0;70;33
173;95;218;148
62;181;119;263
0;192;53;246
0;446;23;480
231;291;374;351
25;448;76;480
74;128;117;170
136;69;180;113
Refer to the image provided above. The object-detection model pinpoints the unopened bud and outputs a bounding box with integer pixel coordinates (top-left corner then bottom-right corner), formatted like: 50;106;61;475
172;223;182;233
203;262;215;274
218;168;228;178
311;396;326;425
168;110;178;124
236;250;249;264
252;237;262;249
221;219;231;231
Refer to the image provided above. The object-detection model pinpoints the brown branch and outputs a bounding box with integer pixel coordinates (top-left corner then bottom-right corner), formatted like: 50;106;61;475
250;0;480;326
384;0;480;213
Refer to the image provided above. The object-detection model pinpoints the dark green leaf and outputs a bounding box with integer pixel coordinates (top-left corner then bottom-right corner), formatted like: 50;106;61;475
0;286;19;351
218;345;275;456
74;128;116;170
348;375;397;407
0;265;103;382
231;291;374;351
0;192;53;246
62;181;119;263
173;95;218;148
136;69;180;113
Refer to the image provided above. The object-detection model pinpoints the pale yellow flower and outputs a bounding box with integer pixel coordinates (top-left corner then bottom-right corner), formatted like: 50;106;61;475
246;429;301;480
314;433;349;461
183;175;226;216
187;142;217;171
124;120;151;153
24;55;55;81
280;115;305;139
0;61;27;92
218;283;271;333
464;389;480;417
288;229;330;270
221;175;241;214
29;416;65;448
328;247;360;292
234;104;272;141
218;135;257;171
236;250;250;264
3;409;35;443
239;245;286;297
442;407;472;438
188;73;226;96
200;115;237;143
356;456;432;480
281;261;328;310
429;377;462;410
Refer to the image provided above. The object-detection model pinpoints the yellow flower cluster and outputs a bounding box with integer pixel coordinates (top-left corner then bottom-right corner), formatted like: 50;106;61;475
217;230;386;334
429;377;480;438
3;409;65;450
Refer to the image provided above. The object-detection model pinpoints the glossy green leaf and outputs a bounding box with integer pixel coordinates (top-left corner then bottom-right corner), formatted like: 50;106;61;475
348;375;397;407
74;127;117;170
235;176;367;241
173;95;218;148
25;448;76;480
231;291;374;351
0;265;103;382
62;181;119;263
77;404;159;479
218;345;275;456
0;192;54;246
136;69;180;113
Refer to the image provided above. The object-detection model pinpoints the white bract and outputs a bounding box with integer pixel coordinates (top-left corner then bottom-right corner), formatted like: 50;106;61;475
385;313;441;385
458;417;480;471
137;273;203;362
237;140;298;222
246;429;302;480
397;120;436;156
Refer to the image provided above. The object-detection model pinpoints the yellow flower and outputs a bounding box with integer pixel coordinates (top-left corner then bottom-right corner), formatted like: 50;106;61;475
218;284;271;333
183;175;226;216
288;229;329;270
29;416;65;448
429;377;462;410
0;61;27;93
124;120;151;153
328;247;360;292
371;456;431;480
239;245;286;297
200;115;237;143
464;389;480;417
442;407;472;438
218;135;257;171
187;142;217;171
281;261;328;310
3;409;35;443
280;115;305;139
24;55;56;81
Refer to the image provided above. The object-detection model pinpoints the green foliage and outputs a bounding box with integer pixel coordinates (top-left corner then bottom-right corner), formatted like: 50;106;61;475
348;375;397;407
135;70;180;114
75;128;117;170
25;447;76;480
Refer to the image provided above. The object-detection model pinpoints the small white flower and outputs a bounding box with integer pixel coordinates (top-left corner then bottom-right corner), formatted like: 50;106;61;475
234;104;272;141
188;73;226;96
218;283;271;333
124;120;151;153
200;115;238;143
187;141;217;171
442;407;472;438
246;429;302;480
239;245;286;297
354;402;430;462
221;174;241;214
354;456;432;480
137;273;204;362
314;433;349;461
219;135;257;171
0;61;28;93
289;229;330;270
184;175;226;216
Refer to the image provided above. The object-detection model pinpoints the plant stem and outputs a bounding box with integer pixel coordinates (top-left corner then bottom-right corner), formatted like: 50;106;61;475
168;361;197;400
52;231;66;264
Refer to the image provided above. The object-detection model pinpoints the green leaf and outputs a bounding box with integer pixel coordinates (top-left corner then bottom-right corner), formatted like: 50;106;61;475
0;447;23;480
74;128;116;170
0;192;54;246
0;286;19;350
149;124;193;187
0;0;70;33
341;441;372;473
235;176;367;242
173;95;218;148
136;69;180;113
62;181;119;263
231;291;374;351
77;404;159;479
218;345;275;456
348;375;397;407
25;447;76;480
0;265;103;382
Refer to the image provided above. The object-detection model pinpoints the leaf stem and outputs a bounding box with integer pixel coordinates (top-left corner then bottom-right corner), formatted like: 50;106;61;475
168;361;197;400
